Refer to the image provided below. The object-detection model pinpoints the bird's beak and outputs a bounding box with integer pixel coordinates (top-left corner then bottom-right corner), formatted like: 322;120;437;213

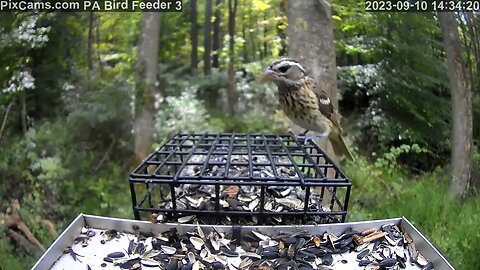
262;68;276;81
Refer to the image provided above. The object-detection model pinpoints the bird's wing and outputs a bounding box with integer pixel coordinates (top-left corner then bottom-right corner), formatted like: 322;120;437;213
311;82;342;130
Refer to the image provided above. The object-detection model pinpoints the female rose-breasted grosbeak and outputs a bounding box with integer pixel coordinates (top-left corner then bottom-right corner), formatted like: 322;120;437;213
262;58;354;161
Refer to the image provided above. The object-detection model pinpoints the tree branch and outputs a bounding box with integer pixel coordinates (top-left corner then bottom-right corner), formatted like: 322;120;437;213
40;219;57;237
8;229;42;255
0;98;15;142
2;200;45;253
93;139;116;173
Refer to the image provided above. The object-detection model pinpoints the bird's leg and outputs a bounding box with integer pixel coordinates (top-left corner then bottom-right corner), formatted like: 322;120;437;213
302;131;329;145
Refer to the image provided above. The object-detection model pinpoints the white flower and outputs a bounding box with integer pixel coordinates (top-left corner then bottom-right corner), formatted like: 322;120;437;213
19;71;35;89
2;70;35;93
62;82;75;91
13;15;50;48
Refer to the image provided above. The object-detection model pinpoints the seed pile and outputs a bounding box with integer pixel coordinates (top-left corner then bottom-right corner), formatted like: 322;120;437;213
155;184;338;225
153;154;341;225
56;223;434;270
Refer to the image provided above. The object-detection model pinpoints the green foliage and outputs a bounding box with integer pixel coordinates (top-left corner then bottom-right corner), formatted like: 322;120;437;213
332;0;383;64
335;11;452;171
377;13;450;142
338;64;380;110
159;8;190;64
154;62;286;140
0;228;37;270
210;112;286;133
373;143;427;174
345;159;480;270
156;84;219;141
1;118;132;219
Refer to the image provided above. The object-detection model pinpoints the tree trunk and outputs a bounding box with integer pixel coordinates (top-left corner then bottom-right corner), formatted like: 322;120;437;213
287;0;338;106
287;0;338;160
227;0;238;117
212;0;222;68
204;0;213;75
96;17;103;74
262;10;268;63
0;98;14;141
190;0;198;72
135;12;160;163
439;12;473;198
249;10;257;61
241;7;248;62
278;0;287;56
20;90;27;136
87;11;94;84
258;11;263;63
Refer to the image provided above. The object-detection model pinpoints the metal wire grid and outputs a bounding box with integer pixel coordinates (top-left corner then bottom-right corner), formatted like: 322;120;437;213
129;133;352;223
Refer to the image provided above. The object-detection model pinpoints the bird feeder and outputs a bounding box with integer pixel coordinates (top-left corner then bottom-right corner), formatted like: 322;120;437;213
129;133;351;225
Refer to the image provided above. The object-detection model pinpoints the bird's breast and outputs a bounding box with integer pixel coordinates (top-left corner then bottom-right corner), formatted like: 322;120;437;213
278;91;331;133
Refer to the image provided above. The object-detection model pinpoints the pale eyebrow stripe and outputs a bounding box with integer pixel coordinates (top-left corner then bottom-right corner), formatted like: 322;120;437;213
290;62;306;73
272;61;306;74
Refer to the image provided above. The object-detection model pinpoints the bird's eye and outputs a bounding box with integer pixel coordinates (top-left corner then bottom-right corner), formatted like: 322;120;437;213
278;65;289;73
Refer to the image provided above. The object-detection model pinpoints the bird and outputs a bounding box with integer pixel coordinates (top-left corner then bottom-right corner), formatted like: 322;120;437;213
262;58;354;161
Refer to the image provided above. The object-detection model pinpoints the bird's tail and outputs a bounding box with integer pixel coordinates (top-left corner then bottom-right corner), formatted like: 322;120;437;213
328;128;355;161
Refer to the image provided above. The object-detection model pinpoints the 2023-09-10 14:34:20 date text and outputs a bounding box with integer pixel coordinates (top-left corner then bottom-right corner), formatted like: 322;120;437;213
365;0;480;12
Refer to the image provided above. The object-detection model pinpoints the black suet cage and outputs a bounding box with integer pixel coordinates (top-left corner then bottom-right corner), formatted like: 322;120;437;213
129;133;352;225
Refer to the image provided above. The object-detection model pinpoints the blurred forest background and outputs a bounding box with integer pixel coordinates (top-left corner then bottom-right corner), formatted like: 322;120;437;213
0;1;479;269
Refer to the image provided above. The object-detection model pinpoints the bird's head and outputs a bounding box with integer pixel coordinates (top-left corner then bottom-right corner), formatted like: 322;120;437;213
262;58;307;89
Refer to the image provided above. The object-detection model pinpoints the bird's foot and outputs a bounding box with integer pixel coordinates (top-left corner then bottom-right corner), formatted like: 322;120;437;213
297;132;329;145
289;129;310;138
